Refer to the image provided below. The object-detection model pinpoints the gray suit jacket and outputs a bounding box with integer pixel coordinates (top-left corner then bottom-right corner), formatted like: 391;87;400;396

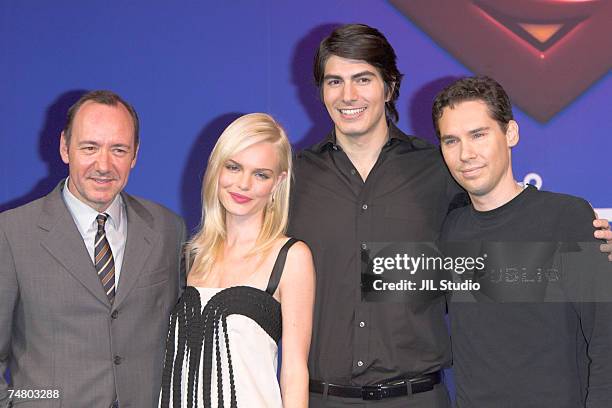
0;181;186;407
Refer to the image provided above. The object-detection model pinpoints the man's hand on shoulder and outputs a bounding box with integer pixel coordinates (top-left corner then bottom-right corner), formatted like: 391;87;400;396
593;218;612;261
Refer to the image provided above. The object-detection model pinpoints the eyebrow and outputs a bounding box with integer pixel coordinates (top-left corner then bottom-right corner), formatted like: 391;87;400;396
440;135;456;141
226;159;274;173
77;140;100;145
468;127;489;134
323;70;377;82
77;140;132;149
440;126;490;141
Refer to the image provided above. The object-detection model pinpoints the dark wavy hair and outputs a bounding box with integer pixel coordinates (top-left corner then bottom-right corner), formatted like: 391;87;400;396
313;24;403;123
432;76;514;138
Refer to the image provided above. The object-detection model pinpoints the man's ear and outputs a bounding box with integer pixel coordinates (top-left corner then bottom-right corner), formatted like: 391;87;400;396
59;131;70;164
506;120;519;148
385;82;395;102
131;144;139;169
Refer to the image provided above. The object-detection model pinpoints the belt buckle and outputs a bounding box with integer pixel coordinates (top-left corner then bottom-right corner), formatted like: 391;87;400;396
362;384;383;400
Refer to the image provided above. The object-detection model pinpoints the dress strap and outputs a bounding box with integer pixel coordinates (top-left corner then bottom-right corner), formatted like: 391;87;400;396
265;238;300;296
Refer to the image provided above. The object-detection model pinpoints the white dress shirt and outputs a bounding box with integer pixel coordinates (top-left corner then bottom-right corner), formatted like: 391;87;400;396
62;178;127;287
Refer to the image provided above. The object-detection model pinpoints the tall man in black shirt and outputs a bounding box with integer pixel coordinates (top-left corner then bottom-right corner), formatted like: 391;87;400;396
288;24;462;407
288;24;612;407
434;76;612;407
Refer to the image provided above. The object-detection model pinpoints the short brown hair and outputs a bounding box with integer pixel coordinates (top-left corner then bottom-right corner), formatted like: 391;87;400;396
432;76;514;138
63;90;140;147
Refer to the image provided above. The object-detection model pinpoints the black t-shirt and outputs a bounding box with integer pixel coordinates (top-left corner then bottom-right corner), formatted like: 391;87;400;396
440;185;612;407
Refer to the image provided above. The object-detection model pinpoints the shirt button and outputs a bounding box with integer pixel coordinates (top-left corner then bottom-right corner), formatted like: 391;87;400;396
111;310;118;319
350;169;357;175
361;204;368;210
361;243;367;250
332;145;338;151
357;360;364;367
114;355;123;365
359;321;366;328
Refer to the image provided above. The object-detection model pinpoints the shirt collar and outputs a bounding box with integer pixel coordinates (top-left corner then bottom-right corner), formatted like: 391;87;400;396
62;177;124;232
312;121;409;153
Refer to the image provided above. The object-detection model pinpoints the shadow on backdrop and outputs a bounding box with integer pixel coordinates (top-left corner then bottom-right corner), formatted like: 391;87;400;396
290;23;339;151
0;90;87;212
180;112;245;233
408;76;461;145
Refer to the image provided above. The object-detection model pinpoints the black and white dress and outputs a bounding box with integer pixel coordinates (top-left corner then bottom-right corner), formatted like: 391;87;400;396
160;238;299;408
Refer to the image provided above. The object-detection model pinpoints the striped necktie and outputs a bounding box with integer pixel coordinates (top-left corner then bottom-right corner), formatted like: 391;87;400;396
95;213;116;303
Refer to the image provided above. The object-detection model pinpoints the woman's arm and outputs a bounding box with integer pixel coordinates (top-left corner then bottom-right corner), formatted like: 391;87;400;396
278;241;315;408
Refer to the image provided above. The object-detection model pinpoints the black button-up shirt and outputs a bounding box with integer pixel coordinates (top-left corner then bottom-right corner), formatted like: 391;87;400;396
288;123;464;385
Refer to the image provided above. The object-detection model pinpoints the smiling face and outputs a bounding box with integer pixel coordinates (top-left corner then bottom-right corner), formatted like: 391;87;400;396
60;101;137;212
218;141;286;220
439;100;519;204
322;55;389;140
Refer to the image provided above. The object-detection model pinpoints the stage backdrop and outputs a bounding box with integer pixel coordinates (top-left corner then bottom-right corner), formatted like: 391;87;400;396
1;0;611;395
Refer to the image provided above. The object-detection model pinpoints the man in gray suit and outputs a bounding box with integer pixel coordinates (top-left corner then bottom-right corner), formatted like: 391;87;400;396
0;90;186;407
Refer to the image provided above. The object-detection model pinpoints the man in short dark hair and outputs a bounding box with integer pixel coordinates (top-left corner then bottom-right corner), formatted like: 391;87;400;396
434;76;612;407
288;24;612;407
0;90;185;407
432;76;513;137
62;90;141;147
312;23;403;123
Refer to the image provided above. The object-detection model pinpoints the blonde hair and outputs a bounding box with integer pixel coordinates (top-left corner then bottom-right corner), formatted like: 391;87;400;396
187;113;292;276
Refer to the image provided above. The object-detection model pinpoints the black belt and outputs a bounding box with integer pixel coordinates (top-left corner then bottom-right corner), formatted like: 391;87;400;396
309;371;441;401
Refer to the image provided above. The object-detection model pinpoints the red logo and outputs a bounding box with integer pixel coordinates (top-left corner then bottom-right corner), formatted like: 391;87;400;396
390;0;612;122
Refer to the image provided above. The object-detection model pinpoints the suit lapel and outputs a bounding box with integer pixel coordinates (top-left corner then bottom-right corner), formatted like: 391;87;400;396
39;182;110;307
113;193;157;308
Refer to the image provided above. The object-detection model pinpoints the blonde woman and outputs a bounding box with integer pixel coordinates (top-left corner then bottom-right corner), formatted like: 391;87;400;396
160;113;315;408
